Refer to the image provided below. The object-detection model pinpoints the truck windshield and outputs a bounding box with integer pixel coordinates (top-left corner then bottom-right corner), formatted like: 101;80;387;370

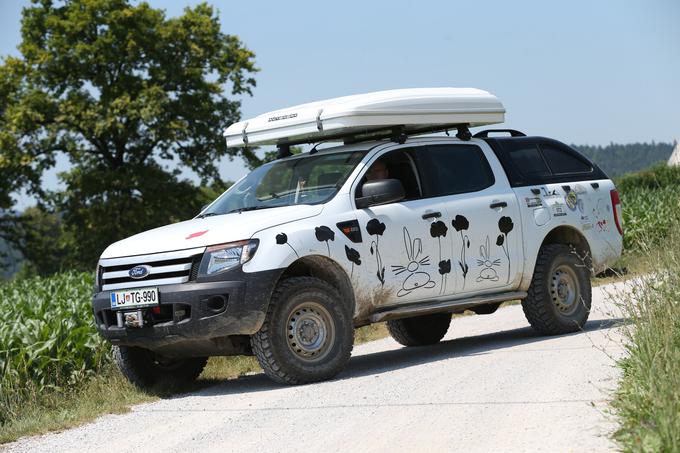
201;150;366;216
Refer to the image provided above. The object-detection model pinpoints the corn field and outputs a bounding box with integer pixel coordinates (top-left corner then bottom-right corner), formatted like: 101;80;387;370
0;272;110;425
617;165;680;252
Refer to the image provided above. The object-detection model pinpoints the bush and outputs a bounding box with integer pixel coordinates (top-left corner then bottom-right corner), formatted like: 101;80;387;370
0;272;109;425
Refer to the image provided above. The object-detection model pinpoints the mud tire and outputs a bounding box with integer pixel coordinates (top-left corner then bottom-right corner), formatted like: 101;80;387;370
522;243;592;335
250;277;354;385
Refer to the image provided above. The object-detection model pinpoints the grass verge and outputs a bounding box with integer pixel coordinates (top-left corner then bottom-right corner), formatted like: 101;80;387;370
611;238;680;451
0;367;153;444
0;322;389;444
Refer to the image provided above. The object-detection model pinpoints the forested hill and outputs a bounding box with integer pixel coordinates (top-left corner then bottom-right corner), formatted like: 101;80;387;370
572;142;676;177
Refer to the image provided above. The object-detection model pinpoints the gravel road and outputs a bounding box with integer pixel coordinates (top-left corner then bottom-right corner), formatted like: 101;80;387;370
3;282;628;453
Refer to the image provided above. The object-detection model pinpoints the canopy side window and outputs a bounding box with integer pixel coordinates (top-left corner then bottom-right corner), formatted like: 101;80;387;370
539;142;593;175
505;143;551;180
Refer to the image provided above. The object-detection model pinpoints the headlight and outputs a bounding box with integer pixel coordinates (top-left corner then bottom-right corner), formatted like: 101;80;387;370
198;239;259;276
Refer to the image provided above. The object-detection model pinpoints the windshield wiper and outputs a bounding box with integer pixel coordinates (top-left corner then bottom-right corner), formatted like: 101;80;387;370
196;212;220;219
227;205;276;214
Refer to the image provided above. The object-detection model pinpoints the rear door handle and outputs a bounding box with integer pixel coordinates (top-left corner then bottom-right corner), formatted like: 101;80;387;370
489;201;507;209
422;211;442;220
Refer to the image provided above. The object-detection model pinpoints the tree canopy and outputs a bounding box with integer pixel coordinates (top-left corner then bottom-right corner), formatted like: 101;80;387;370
0;0;257;272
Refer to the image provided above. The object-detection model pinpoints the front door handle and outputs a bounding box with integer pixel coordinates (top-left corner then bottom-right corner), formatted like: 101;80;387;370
489;201;507;209
422;211;442;220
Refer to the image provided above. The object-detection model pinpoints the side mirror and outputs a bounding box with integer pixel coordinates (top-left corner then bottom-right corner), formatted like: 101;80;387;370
356;179;405;209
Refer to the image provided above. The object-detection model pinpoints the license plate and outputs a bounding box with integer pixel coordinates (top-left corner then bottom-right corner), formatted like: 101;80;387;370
110;287;159;310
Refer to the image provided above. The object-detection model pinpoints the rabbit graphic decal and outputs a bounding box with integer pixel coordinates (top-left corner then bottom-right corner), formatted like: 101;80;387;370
476;236;501;282
391;227;436;297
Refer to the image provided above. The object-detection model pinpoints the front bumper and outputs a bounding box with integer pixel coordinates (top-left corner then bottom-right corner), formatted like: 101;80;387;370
92;268;283;354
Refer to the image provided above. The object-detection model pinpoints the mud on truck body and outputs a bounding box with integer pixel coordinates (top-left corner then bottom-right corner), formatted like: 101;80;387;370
92;88;623;386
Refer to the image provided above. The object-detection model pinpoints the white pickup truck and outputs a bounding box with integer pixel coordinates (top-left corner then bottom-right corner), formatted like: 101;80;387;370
92;88;623;386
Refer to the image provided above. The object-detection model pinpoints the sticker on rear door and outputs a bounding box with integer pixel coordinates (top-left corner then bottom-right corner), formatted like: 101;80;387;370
524;196;542;208
551;202;568;217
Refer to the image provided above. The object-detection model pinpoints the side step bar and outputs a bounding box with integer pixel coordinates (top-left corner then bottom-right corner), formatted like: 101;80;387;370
369;291;527;323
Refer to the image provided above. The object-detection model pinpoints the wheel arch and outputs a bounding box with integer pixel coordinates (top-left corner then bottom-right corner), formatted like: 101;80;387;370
520;225;593;291
541;225;592;259
275;255;356;317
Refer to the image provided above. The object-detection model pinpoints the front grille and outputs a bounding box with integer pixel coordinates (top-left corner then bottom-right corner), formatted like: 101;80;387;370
189;255;202;281
99;247;205;291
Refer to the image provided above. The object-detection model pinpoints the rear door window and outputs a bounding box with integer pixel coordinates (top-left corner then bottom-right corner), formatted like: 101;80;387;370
417;144;495;197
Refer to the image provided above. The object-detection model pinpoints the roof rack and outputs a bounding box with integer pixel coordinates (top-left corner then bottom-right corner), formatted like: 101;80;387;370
473;129;526;138
284;122;471;147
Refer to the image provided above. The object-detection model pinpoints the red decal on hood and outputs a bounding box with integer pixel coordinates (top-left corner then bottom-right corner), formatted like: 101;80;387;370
186;230;208;240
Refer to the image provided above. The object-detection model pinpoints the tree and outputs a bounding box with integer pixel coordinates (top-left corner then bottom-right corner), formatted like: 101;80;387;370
12;207;68;277
0;0;257;267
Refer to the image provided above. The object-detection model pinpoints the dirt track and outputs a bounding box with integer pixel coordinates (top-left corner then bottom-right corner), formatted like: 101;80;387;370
3;282;628;453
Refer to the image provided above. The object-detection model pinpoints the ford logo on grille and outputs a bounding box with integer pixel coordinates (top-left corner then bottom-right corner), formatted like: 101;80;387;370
129;265;151;279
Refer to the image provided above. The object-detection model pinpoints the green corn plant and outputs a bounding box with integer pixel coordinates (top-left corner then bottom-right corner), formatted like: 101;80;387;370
0;272;110;425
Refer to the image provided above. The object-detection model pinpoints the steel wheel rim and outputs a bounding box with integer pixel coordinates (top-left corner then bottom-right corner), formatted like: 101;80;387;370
286;302;335;362
550;264;580;315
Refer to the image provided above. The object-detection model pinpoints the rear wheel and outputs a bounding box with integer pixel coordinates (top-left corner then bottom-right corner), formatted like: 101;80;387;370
522;244;591;335
387;312;452;347
114;345;207;388
250;277;354;385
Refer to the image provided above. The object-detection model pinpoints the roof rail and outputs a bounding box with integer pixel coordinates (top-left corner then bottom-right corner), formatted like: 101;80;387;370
473;129;526;138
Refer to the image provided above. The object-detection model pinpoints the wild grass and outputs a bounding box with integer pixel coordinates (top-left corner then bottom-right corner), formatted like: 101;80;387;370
611;235;680;452
0;367;153;444
606;164;680;450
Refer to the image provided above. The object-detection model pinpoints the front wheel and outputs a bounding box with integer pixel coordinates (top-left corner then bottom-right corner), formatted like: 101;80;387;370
114;346;207;389
250;277;354;385
521;244;591;335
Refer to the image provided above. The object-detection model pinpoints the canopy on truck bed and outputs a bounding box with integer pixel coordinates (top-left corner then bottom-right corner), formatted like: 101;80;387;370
223;88;505;148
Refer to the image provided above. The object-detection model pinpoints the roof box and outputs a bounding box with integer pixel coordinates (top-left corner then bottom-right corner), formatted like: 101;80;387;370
224;88;505;148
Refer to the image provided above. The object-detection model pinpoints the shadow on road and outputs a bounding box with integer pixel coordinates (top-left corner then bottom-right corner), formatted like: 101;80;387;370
181;316;626;399
342;317;626;381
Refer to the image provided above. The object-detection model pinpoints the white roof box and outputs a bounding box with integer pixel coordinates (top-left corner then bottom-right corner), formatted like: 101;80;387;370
224;88;505;147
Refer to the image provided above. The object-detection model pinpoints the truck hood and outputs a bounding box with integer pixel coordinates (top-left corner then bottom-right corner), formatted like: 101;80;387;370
100;205;324;259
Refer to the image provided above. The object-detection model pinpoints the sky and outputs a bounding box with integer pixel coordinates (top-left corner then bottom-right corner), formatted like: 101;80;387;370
1;0;679;207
